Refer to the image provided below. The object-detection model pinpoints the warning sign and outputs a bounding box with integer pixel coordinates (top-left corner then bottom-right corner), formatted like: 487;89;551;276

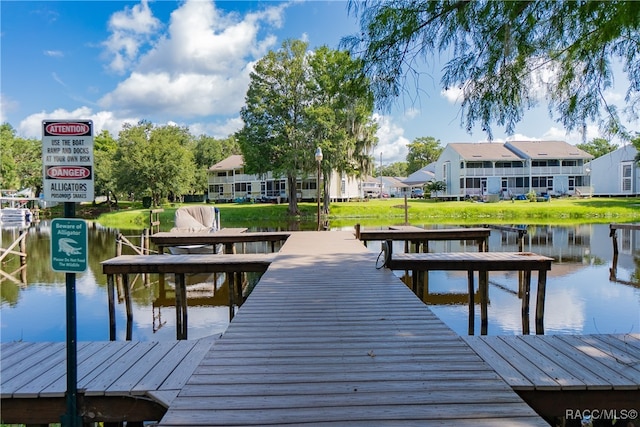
50;218;88;273
42;120;94;202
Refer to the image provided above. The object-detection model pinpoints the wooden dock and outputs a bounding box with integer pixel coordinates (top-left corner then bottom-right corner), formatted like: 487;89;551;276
102;253;276;339
463;334;640;420
0;338;215;425
150;229;291;254
157;231;546;426
356;225;491;252
384;247;553;335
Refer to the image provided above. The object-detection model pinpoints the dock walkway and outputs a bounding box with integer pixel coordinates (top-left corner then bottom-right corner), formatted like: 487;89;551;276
1;338;215;425
158;231;546;426
463;334;640;420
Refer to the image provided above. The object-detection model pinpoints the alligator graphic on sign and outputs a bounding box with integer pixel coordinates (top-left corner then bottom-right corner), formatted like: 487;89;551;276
58;238;82;256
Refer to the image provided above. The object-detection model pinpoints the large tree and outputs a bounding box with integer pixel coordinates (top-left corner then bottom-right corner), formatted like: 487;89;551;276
306;46;378;213
237;39;377;215
0;123;42;194
342;1;640;140
576;137;618;159
93;129;119;205
114;122;196;206
406;136;443;174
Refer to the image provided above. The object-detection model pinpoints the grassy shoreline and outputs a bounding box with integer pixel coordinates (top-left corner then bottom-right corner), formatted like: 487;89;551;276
78;197;640;231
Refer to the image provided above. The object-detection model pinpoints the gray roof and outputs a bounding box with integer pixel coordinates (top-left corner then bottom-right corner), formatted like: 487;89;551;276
448;142;521;161
209;155;243;171
404;164;436;185
506;140;593;160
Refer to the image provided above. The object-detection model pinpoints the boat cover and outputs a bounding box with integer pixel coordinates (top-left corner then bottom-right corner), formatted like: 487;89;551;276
171;206;218;232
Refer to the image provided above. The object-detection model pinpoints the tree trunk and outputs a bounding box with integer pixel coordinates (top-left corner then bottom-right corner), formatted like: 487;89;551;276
322;174;330;214
286;174;299;215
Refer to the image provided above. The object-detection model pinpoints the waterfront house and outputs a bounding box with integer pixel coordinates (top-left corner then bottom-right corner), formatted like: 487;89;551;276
434;141;593;199
207;155;362;202
586;144;639;197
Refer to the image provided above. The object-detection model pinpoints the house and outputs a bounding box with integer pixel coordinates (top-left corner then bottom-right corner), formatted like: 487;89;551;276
587;145;639;196
381;176;409;197
403;163;436;193
434;141;593;199
207;155;362;202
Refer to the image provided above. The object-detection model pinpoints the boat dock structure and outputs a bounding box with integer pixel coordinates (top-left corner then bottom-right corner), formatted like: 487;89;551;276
2;229;639;425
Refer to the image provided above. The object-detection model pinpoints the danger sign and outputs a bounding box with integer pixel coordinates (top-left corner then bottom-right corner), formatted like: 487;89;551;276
42;120;94;202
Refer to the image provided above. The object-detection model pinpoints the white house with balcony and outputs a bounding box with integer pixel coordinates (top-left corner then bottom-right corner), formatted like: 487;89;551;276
434;141;593;199
587;145;639;196
207;155;363;202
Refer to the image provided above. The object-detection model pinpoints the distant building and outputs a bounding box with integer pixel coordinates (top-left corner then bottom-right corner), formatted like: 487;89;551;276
587;145;639;196
207;155;362;202
403;163;436;192
434;141;593;199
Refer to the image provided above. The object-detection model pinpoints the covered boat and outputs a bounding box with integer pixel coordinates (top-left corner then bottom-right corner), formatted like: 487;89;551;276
168;206;222;254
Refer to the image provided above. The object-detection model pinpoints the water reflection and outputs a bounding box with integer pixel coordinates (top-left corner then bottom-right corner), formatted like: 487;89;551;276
1;222;639;342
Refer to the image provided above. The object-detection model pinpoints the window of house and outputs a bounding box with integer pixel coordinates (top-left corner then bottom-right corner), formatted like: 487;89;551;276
217;172;226;177
622;164;632;192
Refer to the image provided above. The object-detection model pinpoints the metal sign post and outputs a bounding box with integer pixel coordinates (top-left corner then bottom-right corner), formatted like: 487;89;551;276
42;120;93;427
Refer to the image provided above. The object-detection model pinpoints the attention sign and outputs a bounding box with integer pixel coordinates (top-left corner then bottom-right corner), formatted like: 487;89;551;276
42;120;94;202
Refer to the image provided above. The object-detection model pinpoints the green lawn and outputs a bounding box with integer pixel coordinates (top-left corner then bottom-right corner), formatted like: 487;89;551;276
88;197;640;230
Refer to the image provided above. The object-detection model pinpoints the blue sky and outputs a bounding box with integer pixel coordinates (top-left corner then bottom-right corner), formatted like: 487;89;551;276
1;0;634;164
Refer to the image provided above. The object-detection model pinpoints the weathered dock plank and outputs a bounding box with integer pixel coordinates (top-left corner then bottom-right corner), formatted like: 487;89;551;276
158;231;546;426
463;334;640;420
0;338;216;425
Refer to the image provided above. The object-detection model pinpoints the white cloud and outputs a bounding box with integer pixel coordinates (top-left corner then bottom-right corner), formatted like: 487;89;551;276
101;0;161;74
17;107;139;139
404;108;420;119
44;50;64;58
0;94;19;123
99;0;287;119
441;87;463;104
373;113;410;164
188;116;244;138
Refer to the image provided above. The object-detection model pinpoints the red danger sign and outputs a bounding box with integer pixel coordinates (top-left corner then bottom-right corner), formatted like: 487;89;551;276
44;122;91;136
46;166;92;179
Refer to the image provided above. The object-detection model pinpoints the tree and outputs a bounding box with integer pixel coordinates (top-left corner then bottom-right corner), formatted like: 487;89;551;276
632;134;640;164
93;129;119;205
576;137;617;159
306;46;378;213
114;122;196;206
237;39;377;215
342;1;640;140
406;136;443;174
379;161;408;177
0;123;42;194
426;180;446;199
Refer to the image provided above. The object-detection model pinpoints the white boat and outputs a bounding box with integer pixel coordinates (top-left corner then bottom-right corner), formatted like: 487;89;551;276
167;206;222;254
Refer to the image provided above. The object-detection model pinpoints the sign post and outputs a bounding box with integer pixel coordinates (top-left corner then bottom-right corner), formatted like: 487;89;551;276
42;120;93;427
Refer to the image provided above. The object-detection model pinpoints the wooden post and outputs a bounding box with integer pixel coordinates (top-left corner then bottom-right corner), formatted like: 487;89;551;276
122;274;133;341
228;273;235;320
354;223;361;240
521;270;531;335
467;271;475;335
404;195;408;225
479;270;488;335
107;274;116;341
235;271;244;306
535;269;547;335
383;239;393;268
175;273;187;340
610;226;619;281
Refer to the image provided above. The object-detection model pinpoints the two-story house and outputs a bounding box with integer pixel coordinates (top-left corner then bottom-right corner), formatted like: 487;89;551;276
207;155;363;202
434;141;593;199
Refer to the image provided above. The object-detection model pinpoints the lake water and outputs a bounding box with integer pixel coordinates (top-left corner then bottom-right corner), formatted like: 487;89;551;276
1;221;639;342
